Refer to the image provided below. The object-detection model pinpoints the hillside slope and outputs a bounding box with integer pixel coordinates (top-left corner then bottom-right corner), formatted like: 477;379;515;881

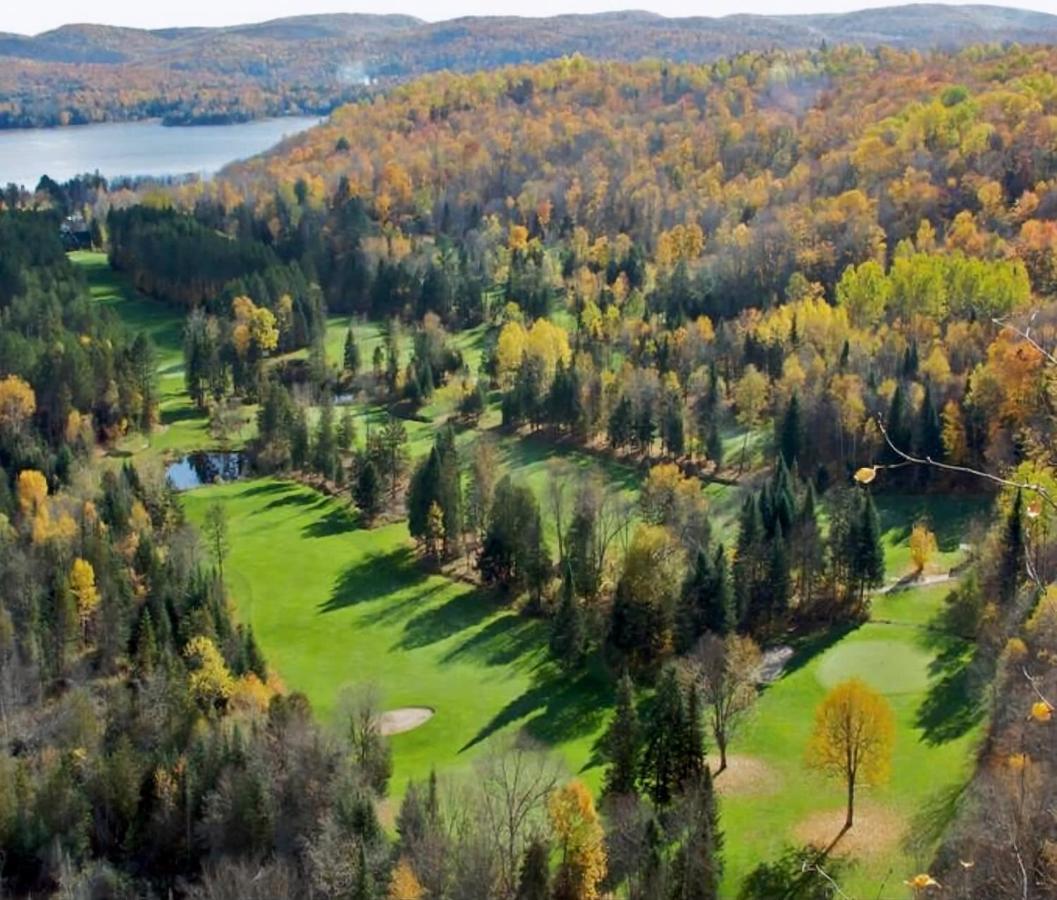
3;4;1057;128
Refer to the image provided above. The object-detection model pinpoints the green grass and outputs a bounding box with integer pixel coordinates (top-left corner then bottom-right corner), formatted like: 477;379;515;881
874;493;991;577
722;579;982;895
185;475;983;896
72;251;245;462
82;247;984;890
183;479;612;792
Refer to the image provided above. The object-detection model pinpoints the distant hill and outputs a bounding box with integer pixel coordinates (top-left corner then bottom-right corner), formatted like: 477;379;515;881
2;4;1057;128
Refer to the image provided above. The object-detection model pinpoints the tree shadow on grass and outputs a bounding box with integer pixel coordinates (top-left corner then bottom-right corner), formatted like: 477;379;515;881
440;613;545;667
263;490;323;513
774;622;859;683
237;481;289;499
460;658;612;754
318;547;423;612
904;780;969;854
161;404;204;426
914;632;987;745
303;504;361;537
395;587;497;651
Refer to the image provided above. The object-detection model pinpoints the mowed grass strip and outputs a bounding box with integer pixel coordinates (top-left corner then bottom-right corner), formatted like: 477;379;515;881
72;250;235;460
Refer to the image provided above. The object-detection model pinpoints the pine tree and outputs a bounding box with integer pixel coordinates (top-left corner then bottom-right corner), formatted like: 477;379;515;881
608;395;633;450
778;392;803;468
344;327;361;377
706;423;724;470
852;492;885;606
999;490;1026;604
550;574;586;670
675;548;718;653
338;407;357;452
515;836;551;900
706;545;735;635
356;459;382;523
668;771;723;900
766;525;791;623
681;683;706;783
313;392;339;481
639;667;686;806
134;607;157;675
603;671;640;798
243;625;267;680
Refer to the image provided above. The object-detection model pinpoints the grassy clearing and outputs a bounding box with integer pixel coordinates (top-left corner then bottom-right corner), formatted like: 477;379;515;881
722;578;982;894
183;478;612;791
874;493;991;577
186;475;983;896
72;251;254;462
84;251;984;890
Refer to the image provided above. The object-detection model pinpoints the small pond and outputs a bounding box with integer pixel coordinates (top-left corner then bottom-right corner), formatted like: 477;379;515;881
166;451;247;491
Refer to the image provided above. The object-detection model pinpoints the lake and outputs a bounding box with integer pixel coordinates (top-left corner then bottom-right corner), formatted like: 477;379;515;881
0;117;320;189
166;451;247;491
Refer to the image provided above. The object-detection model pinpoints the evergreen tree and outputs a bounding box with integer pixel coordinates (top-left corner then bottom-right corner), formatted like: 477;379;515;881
515;836;551;900
338;407;357;452
883;383;911;465
355;459;382;523
668;772;723;900
313;392;339;481
343;327;361;377
765;526;791;623
777;392;803;468
999;490;1026;604
603;671;641;798
681;683;706;783
550;574;586;670
608;395;633;450
639;667;686;806
851;492;885;606
706;423;724;470
243;625;267;680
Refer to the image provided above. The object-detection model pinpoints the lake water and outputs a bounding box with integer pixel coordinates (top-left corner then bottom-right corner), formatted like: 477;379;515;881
166;452;247;491
0;116;319;188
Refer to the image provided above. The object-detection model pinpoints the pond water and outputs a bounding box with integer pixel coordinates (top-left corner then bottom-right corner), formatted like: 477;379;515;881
166;452;247;491
0;116;319;189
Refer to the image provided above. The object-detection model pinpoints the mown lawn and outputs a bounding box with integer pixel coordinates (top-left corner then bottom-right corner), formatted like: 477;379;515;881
86;249;986;892
183;479;613;793
185;475;984;896
720;578;982;895
72;250;252;461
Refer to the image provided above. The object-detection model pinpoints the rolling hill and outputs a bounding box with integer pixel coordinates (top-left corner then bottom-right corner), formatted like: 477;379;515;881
2;4;1057;128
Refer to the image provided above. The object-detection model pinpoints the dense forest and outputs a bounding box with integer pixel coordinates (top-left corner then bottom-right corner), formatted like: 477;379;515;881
3;5;1057;128
4;36;1057;899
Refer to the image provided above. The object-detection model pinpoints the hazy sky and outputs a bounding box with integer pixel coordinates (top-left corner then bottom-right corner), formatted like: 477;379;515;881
4;0;1055;36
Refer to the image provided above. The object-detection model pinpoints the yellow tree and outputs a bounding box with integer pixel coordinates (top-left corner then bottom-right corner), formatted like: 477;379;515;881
548;779;606;900
806;679;894;830
0;375;36;435
909;521;938;574
69;558;100;644
16;469;48;516
388;858;424;900
733;365;769;473
184;635;235;711
495;320;529;389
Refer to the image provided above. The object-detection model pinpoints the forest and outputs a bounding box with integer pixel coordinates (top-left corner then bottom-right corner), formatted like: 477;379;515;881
2;37;1057;900
3;5;1057;128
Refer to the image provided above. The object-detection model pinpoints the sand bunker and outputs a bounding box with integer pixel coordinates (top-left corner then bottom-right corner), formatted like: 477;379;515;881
379;707;435;736
708;755;781;796
794;803;905;860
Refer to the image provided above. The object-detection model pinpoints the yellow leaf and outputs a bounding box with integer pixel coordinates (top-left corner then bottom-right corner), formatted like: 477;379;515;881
904;873;941;889
1031;700;1053;722
853;466;877;485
